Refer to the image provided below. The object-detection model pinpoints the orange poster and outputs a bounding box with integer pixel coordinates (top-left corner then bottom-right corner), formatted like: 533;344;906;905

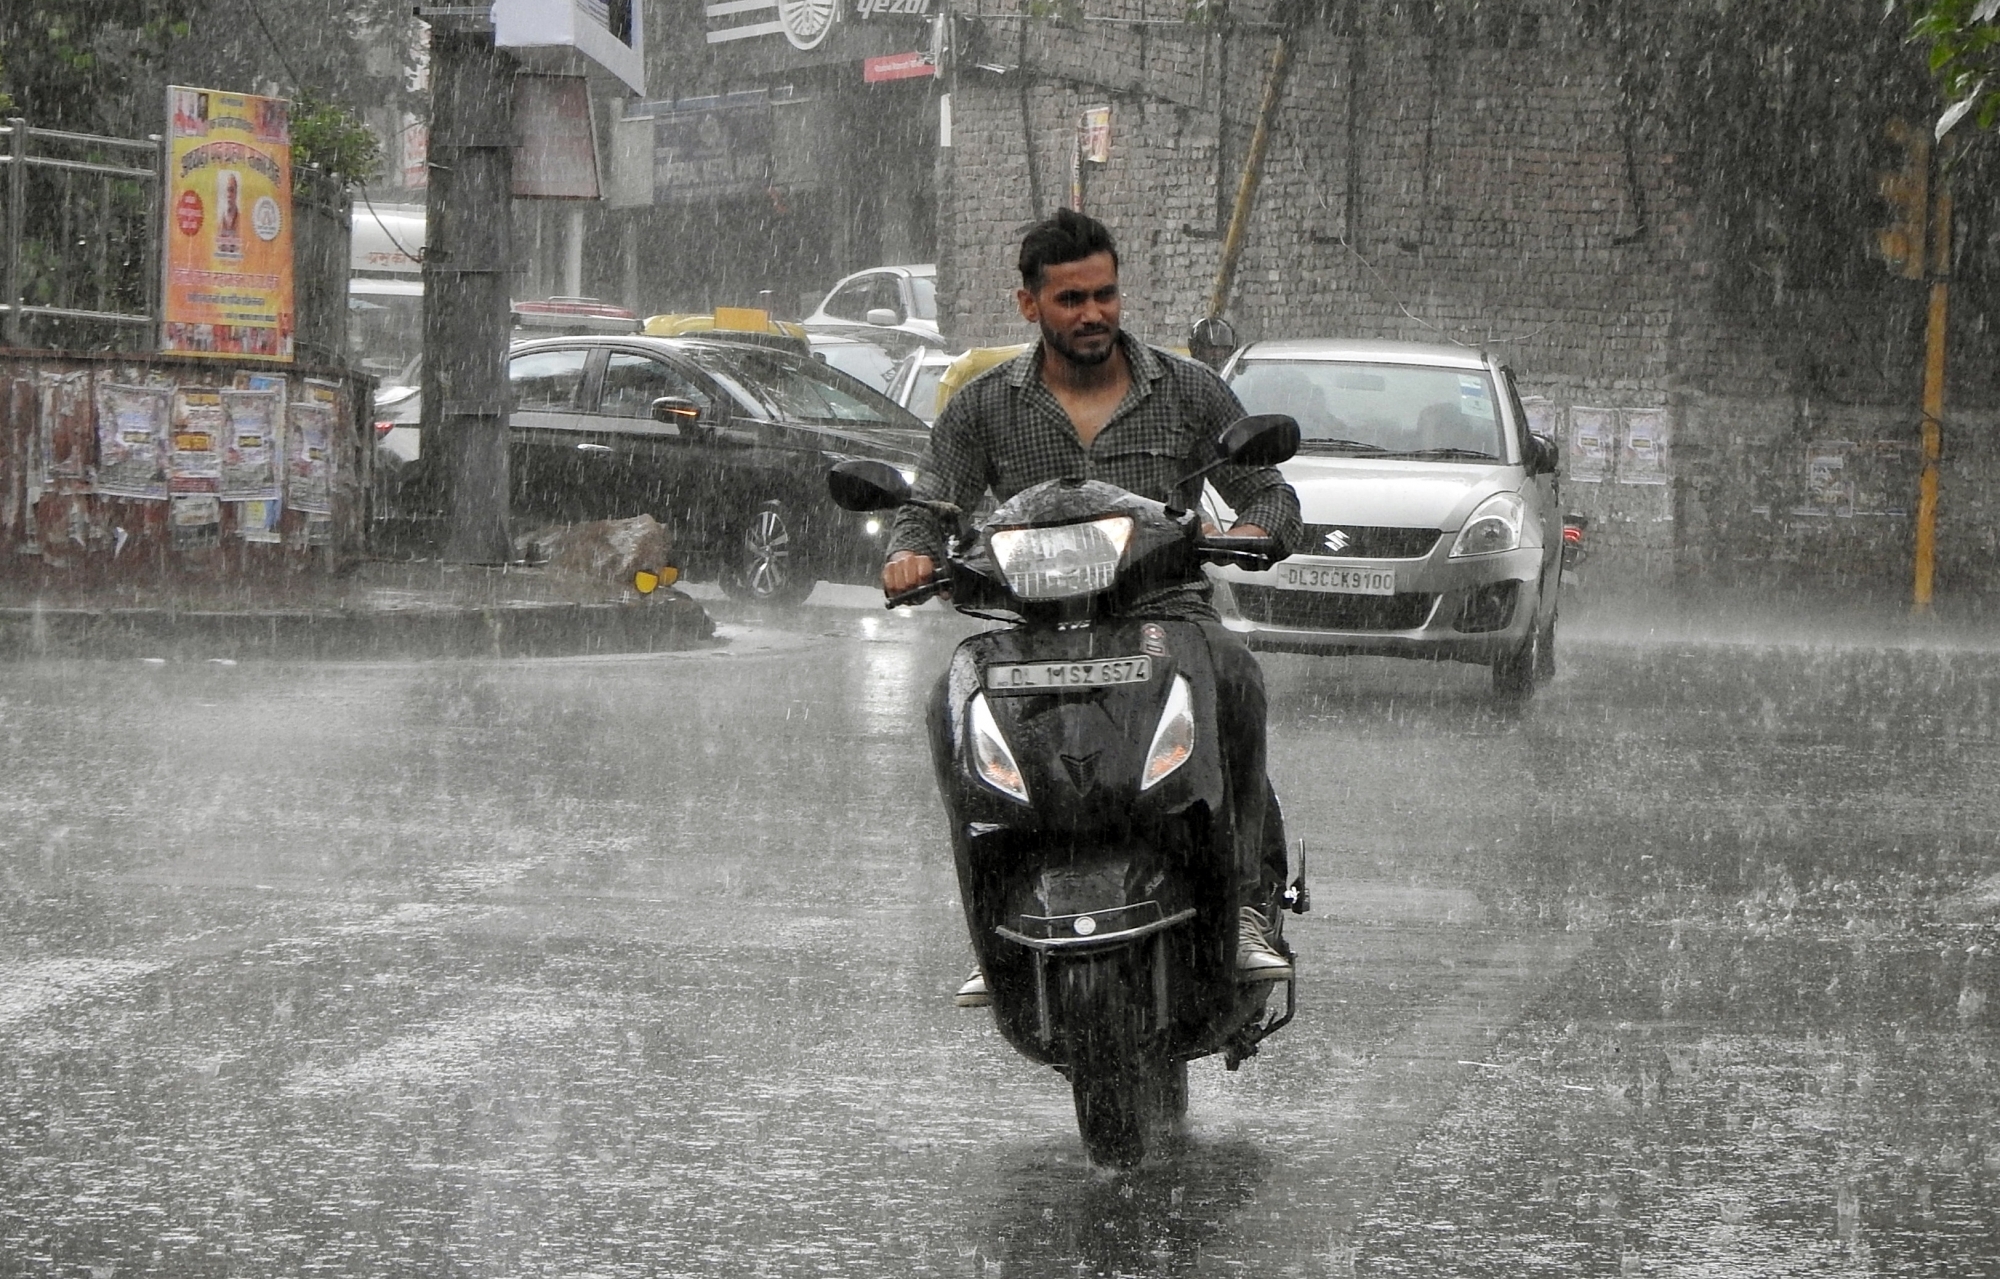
163;86;295;362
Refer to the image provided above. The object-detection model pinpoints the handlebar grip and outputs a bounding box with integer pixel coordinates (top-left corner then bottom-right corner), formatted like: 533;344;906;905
884;581;942;609
1199;536;1287;570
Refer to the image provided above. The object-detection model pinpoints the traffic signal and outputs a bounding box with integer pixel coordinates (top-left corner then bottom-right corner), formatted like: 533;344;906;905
1877;118;1930;280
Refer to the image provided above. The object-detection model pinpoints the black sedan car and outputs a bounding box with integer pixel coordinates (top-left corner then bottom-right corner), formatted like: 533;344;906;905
506;334;927;603
387;334;927;603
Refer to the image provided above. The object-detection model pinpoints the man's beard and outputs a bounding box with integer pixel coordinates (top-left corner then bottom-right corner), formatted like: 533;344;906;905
1042;319;1118;367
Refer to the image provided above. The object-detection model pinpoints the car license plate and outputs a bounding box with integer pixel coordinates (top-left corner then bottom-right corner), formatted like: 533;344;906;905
985;656;1152;692
1279;564;1396;595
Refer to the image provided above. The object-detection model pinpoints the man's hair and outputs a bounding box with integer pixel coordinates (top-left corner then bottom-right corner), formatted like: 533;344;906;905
1018;208;1119;291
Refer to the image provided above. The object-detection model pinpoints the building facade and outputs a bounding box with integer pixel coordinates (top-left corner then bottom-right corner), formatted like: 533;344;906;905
934;0;2000;592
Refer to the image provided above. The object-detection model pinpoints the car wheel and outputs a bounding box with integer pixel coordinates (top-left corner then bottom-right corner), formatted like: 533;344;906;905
1491;616;1546;698
720;501;815;605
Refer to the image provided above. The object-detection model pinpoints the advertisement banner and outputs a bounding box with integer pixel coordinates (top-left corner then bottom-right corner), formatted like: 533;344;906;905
654;95;773;203
163;86;295;362
514;76;601;199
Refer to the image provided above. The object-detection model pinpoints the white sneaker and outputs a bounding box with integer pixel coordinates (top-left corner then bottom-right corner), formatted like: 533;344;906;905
1236;907;1293;983
953;969;991;1007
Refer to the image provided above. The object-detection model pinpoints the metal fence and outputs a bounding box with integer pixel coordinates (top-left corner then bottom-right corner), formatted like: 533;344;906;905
0;118;163;350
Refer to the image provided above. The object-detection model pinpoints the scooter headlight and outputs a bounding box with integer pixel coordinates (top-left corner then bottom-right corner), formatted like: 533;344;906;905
968;693;1029;803
1139;675;1196;792
988;516;1134;600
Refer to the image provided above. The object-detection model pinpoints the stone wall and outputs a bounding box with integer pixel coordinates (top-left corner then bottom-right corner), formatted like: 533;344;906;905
935;0;2000;595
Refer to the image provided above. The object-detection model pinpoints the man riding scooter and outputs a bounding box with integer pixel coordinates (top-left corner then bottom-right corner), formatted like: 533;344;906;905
882;209;1303;1005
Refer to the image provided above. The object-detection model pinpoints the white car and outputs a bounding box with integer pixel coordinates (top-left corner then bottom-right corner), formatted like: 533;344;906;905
1208;339;1563;695
804;264;941;345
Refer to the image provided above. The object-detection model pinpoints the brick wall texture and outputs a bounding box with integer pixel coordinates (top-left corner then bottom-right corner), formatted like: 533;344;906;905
933;0;2000;594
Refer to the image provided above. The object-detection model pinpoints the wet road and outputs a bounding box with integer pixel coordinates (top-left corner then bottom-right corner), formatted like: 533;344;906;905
2;591;1997;1276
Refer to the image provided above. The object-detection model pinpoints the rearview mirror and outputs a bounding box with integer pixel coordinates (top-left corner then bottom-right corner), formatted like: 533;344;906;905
1188;317;1237;370
865;307;902;327
1215;414;1300;467
651;396;704;427
828;458;912;512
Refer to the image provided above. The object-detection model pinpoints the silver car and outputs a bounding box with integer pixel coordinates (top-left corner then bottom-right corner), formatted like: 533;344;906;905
1208;339;1562;694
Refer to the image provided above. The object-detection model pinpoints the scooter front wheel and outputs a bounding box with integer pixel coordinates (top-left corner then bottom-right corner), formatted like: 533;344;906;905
1058;956;1185;1167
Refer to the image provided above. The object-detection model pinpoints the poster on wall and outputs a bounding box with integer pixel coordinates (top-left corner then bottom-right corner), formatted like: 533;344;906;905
1567;406;1614;483
162;85;295;362
1800;442;1856;517
38;370;92;486
236;498;282;543
286;383;337;515
1619;408;1671;485
170;494;222;549
219;388;282;501
93;384;172;499
1520;396;1559;447
170;387;224;491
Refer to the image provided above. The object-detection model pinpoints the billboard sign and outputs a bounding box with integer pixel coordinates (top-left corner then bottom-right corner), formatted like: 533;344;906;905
163;86;295;362
653;94;774;203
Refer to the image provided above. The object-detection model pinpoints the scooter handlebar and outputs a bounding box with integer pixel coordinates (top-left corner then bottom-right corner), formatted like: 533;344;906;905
1197;535;1287;572
884;580;944;609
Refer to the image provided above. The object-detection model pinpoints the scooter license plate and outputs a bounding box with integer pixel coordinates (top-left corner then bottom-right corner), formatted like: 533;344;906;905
984;656;1153;692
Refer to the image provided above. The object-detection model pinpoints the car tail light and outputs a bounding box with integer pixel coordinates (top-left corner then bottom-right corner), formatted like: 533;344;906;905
374;421;395;439
1562;524;1583;546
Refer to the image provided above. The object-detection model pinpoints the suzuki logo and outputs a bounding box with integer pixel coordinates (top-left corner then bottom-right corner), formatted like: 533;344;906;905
1322;528;1352;554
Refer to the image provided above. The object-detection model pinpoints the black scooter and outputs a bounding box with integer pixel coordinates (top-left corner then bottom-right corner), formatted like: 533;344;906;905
828;414;1306;1166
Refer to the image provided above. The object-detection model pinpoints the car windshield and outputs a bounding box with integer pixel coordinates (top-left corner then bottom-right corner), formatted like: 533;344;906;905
908;275;937;321
813;341;900;393
1229;360;1506;460
693;344;913;427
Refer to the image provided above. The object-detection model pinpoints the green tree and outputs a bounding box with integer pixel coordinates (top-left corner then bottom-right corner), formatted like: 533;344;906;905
1910;0;2000;134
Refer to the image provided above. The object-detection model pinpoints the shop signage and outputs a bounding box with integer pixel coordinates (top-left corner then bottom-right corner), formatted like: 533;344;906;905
653;93;774;202
162;85;295;362
706;0;932;47
864;51;935;82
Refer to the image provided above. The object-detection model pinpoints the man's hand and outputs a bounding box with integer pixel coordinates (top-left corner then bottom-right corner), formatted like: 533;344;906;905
1215;524;1270;539
883;550;936;597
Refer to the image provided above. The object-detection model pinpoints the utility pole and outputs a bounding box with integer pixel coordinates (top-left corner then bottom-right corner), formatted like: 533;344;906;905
421;9;516;564
1912;145;1952;614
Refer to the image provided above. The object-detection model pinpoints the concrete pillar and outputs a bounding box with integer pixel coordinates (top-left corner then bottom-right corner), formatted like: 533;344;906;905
423;24;516;565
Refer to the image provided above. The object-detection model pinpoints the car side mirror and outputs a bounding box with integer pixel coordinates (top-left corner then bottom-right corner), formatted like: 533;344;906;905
865;307;902;327
828;458;912;512
1216;413;1300;467
651;396;705;427
1526;432;1558;476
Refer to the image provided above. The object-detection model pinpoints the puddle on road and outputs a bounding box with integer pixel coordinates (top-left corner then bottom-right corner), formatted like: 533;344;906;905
1356;924;2000;1276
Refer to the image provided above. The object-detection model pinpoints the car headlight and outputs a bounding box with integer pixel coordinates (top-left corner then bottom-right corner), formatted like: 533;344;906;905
1449;492;1526;558
1139;675;1196;791
968;693;1029;803
988;515;1134;600
897;466;918;485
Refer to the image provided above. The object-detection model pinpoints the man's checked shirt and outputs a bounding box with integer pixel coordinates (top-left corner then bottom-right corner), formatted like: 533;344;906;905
889;333;1301;616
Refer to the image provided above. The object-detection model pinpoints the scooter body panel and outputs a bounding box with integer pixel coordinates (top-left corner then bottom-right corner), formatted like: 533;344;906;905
930;618;1275;1069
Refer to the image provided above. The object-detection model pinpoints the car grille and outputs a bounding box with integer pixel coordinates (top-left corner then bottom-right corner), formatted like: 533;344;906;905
1232;585;1438;632
1300;525;1441;559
